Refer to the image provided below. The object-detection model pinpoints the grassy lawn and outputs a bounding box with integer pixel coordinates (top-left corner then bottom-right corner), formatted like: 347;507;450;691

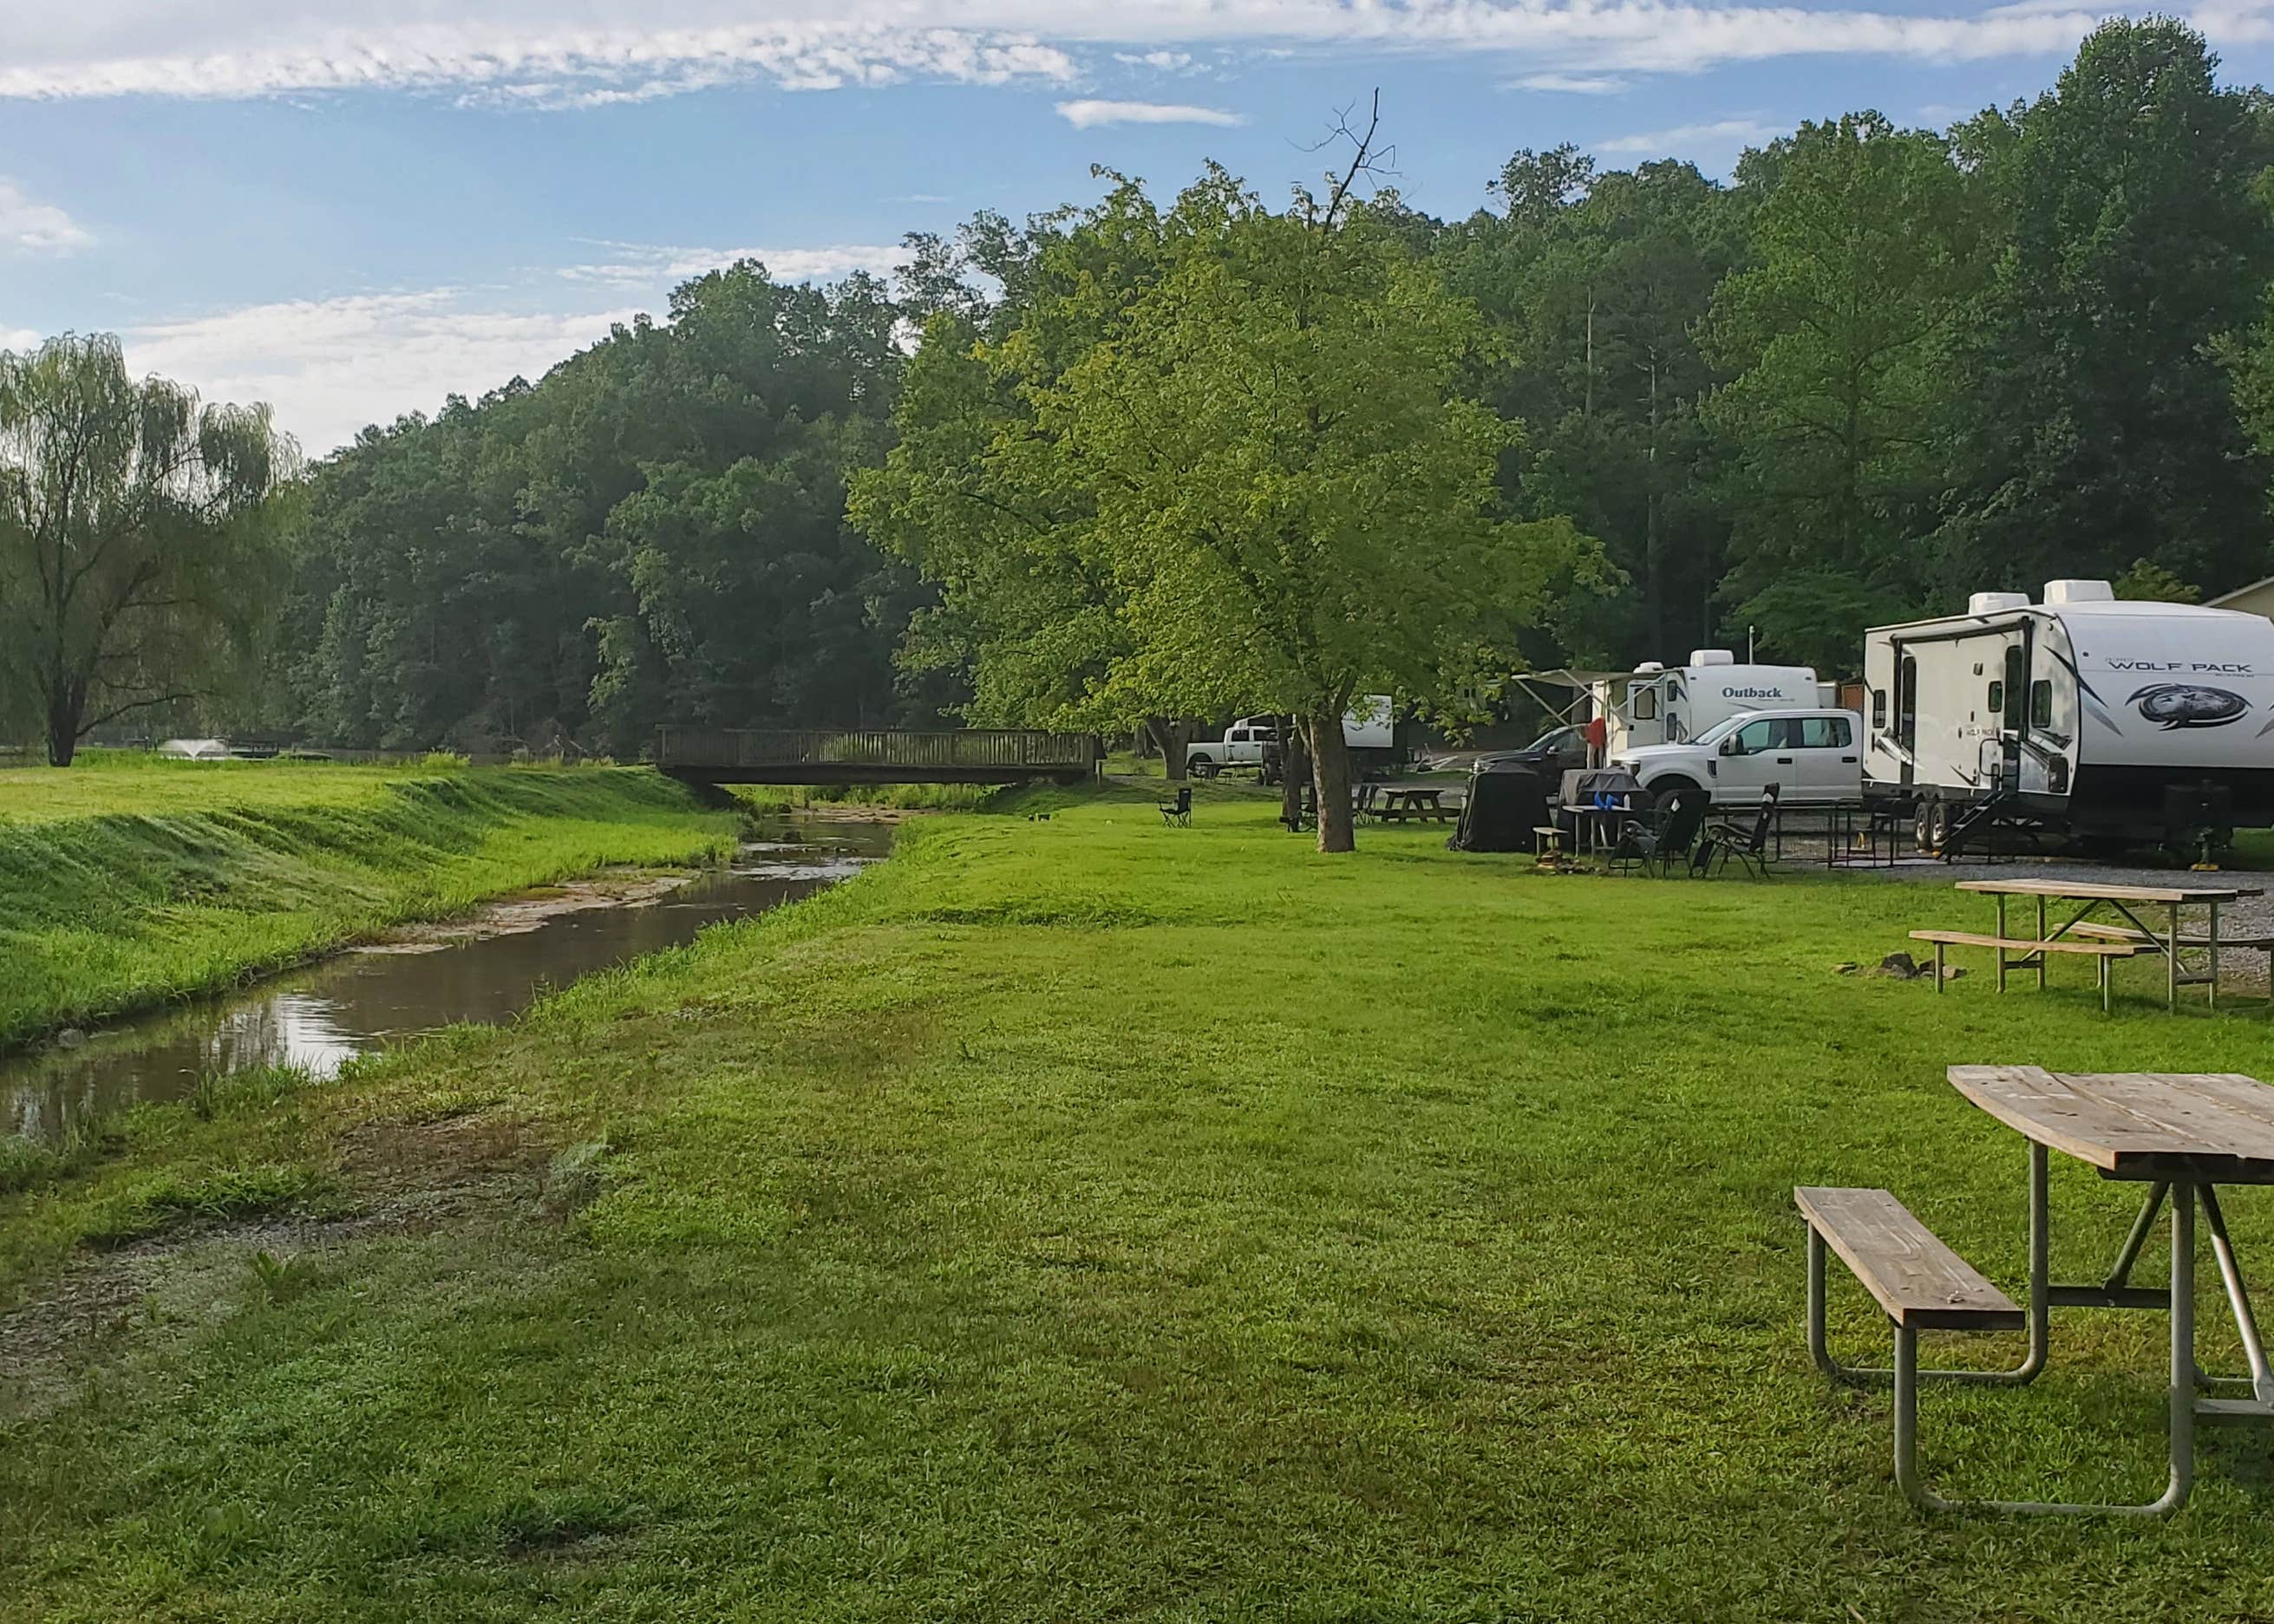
7;780;2274;1619
0;760;738;1048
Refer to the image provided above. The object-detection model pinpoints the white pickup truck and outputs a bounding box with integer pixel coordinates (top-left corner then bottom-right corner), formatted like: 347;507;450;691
1609;708;1865;805
1186;701;1396;778
1185;715;1282;777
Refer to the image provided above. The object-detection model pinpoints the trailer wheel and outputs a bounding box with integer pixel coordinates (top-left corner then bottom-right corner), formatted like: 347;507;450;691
1913;794;1940;855
1928;799;1953;853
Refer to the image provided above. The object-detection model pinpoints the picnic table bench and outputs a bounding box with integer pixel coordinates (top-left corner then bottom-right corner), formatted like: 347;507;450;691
1909;877;2262;1011
1800;1066;2274;1515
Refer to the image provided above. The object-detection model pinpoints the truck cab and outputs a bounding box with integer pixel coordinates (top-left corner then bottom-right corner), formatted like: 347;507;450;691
1610;708;1865;805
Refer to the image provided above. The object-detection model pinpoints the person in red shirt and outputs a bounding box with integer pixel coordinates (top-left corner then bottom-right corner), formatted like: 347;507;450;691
1582;713;1608;768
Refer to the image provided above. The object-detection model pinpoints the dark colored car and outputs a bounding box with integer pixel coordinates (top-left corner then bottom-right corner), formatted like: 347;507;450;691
1473;724;1590;781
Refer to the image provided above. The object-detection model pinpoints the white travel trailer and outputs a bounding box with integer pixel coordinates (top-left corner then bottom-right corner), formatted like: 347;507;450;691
1591;652;1827;754
1863;579;2274;850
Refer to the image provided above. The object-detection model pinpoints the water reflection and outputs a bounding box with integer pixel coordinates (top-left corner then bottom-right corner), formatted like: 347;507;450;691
4;817;892;1141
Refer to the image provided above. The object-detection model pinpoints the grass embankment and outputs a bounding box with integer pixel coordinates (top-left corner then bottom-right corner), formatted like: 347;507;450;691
0;760;738;1048
9;782;2274;1618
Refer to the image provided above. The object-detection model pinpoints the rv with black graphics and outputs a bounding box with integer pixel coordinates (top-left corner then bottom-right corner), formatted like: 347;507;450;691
1862;579;2274;851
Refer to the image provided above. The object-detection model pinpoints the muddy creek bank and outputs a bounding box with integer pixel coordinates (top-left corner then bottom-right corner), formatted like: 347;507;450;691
5;816;892;1140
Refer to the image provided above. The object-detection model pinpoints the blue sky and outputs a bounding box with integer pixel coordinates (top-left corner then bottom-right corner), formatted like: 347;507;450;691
6;1;2273;454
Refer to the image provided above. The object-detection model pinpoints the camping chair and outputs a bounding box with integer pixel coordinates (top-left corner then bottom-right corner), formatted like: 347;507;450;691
1353;783;1380;822
1159;786;1193;827
1706;784;1780;877
1609;789;1709;877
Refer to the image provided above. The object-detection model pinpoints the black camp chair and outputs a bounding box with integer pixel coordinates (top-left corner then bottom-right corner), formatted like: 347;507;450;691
1609;788;1709;877
1705;783;1781;877
1160;785;1193;827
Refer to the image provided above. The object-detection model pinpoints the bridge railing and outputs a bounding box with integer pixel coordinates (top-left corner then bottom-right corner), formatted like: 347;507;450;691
654;727;1097;774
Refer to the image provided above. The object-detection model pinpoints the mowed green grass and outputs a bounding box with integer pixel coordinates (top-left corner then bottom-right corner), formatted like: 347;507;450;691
0;760;738;1047
9;782;2274;1620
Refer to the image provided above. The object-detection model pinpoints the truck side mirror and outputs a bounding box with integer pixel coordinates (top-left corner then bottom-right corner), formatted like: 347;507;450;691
1720;736;1743;757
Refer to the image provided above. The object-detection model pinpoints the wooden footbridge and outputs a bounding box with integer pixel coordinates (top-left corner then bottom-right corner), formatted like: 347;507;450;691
654;727;1099;786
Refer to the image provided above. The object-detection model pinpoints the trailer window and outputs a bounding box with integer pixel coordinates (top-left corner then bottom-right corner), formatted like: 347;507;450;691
1987;681;2003;717
1871;688;1886;729
2030;679;2053;728
2004;648;2027;729
1632;687;1657;721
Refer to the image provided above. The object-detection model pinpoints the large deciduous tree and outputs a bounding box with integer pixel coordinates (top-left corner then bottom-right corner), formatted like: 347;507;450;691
866;144;1598;851
0;335;294;765
1944;20;2274;595
1701;113;1976;672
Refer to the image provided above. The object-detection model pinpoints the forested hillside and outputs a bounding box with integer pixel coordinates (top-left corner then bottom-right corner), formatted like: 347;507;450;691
16;19;2274;758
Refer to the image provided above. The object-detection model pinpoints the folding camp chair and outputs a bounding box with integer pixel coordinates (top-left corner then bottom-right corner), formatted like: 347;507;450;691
1609;789;1709;877
1706;784;1780;877
1159;786;1192;826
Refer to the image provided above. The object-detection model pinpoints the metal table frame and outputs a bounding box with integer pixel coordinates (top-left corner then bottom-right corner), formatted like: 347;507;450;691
1813;1068;2274;1516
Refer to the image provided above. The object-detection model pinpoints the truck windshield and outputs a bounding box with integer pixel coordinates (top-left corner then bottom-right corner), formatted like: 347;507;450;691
1689;715;1746;747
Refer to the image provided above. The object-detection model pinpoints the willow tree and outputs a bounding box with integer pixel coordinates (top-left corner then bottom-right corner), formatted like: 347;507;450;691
0;335;294;764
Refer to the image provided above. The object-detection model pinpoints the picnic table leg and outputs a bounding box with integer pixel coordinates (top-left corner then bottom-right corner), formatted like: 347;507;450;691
2199;1184;2274;1406
1996;895;2009;992
1895;1177;2192;1515
1932;938;1945;991
2036;897;2048;989
2168;903;2181;1011
2209;901;2222;1011
2166;1183;2198;1509
2101;953;2113;1014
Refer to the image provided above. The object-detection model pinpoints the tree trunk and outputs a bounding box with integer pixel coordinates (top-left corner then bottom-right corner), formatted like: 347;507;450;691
1279;716;1309;828
1306;713;1355;854
44;679;85;767
1147;715;1191;782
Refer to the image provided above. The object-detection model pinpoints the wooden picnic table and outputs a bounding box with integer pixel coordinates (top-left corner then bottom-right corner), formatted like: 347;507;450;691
1956;877;2264;1010
1376;786;1454;824
1932;1064;2274;1512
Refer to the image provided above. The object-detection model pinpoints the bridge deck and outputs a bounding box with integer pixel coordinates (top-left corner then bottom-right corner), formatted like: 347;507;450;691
655;727;1098;786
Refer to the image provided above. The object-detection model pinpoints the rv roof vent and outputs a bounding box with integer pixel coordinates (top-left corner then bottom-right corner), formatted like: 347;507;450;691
1969;591;2030;615
1689;649;1735;667
1632;661;1664;675
2043;578;2115;605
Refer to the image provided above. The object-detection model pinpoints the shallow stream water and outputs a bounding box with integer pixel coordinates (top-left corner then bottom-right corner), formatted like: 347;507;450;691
3;815;893;1142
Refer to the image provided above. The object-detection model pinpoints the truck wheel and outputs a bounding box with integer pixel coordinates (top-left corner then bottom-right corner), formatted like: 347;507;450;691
1189;756;1219;779
1650;777;1701;806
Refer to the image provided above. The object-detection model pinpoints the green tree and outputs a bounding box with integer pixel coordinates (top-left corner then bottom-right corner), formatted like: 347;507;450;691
1702;113;1975;670
855;175;1212;778
1023;165;1595;851
1442;155;1736;664
1945;20;2274;595
0;334;295;765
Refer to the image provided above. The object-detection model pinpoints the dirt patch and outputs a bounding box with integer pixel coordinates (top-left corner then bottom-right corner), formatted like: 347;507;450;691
0;1110;553;1420
354;871;696;953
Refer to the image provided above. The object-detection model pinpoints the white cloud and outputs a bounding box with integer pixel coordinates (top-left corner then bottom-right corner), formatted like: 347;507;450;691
109;238;912;454
557;241;902;289
0;179;91;253
0;1;2155;108
1512;73;1630;95
1598;116;1785;153
1056;98;1245;128
1114;49;1196;69
120;290;641;454
1;328;43;353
